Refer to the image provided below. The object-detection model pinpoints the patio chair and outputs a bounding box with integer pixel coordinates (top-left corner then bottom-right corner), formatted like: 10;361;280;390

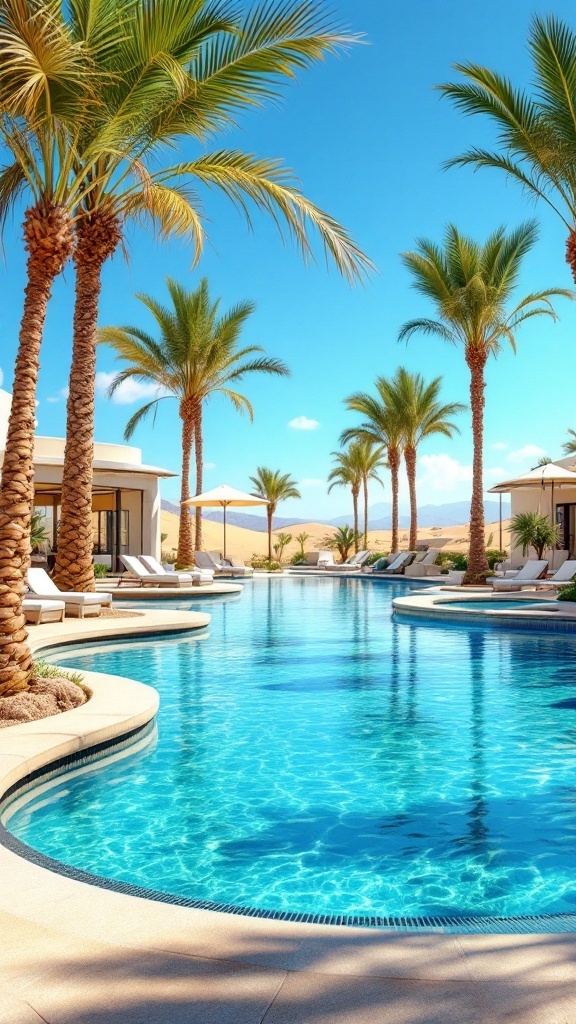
200;551;253;576
494;559;576;592
404;549;441;578
328;550;371;571
119;555;194;588
491;560;549;591
27;568;110;618
374;552;416;575
317;550;337;568
23;598;66;624
139;555;213;586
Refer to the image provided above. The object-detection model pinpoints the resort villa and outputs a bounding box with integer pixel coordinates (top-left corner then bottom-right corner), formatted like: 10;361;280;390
0;388;172;570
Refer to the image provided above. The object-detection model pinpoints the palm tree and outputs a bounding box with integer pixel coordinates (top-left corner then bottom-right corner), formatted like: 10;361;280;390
249;469;301;561
341;388;404;555
439;15;576;284
399;223;571;583
295;531;311;557
510;511;560;561
377;369;464;551
100;279;289;566
327;445;363;550
329;524;358;563
356;439;386;548
51;0;373;594
563;430;576;456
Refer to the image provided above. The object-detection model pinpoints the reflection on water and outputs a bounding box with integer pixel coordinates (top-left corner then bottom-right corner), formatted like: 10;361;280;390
9;577;576;919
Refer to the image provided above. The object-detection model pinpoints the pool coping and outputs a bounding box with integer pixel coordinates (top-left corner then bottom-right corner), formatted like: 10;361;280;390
391;586;576;632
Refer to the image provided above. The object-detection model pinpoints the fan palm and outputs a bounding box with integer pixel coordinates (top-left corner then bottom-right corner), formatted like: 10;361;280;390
341;388;405;554
380;369;464;551
249;468;301;561
51;0;373;594
439;15;576;284
100;278;289;565
563;430;576;456
399;223;571;582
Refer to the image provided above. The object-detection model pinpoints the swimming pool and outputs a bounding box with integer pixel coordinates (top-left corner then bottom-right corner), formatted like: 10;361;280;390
5;576;576;923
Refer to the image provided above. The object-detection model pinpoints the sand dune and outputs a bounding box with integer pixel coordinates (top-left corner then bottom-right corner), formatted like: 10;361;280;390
161;510;512;562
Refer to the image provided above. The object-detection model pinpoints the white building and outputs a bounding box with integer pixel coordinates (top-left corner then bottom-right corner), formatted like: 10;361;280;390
0;389;175;569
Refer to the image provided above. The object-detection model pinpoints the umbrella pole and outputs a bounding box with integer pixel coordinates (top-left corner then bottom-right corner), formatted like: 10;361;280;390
223;502;227;560
499;493;502;552
551;481;555;570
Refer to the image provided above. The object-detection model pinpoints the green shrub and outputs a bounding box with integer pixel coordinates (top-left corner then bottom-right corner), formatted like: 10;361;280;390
161;549;177;564
436;550;468;571
366;551;389;566
485;548;508;570
93;563;110;578
33;659;86;691
250;554;282;571
557;582;576;602
290;552;306;564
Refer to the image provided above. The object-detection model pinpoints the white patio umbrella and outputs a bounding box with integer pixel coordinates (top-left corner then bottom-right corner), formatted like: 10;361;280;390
182;483;269;558
488;463;576;568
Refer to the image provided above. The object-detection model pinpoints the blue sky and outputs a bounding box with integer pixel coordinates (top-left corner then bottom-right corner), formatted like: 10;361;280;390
2;0;576;520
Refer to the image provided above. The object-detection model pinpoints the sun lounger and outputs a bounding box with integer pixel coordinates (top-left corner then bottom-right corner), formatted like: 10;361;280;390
119;555;194;587
491;560;549;591
493;559;576;591
196;552;252;576
404;549;441;577
208;551;253;575
317;550;336;568
27;568;110;617
374;552;416;575
327;550;371;571
23;598;65;624
139;555;213;585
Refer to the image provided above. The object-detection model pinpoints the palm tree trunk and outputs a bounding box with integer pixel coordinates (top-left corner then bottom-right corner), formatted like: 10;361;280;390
177;401;194;567
363;474;369;549
352;489;359;552
389;447;400;553
267;508;274;561
53;209;122;591
193;401;203;552
463;352;489;585
0;202;73;695
405;444;418;550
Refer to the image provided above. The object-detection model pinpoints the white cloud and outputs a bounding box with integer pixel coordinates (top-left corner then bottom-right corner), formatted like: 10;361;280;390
507;444;546;465
95;371;170;405
299;477;324;487
204;461;216;470
288;416;320;431
491;441;508;451
47;387;69;404
418;453;473;491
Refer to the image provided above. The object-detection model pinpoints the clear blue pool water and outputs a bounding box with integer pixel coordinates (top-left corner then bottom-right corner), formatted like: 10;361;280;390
6;577;576;920
441;599;555;611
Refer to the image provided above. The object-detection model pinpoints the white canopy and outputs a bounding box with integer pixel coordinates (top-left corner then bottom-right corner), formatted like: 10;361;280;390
488;463;576;493
182;484;268;508
182;483;268;557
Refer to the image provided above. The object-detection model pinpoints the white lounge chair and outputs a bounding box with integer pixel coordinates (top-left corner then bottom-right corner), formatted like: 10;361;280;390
491;560;549;591
404;549;441;577
317;550;336;568
139;555;213;586
375;552;416;575
494;559;576;591
23;598;65;624
207;551;253;576
328;550;371;571
195;552;252;576
27;568;110;618
119;555;195;587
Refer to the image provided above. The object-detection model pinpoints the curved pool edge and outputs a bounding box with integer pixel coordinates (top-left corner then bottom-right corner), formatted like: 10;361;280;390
391;587;576;632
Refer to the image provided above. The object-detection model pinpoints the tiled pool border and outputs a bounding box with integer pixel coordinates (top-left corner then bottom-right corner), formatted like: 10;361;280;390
3;676;576;935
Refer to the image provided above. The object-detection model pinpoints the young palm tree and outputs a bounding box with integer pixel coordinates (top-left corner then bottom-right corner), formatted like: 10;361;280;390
356;439;387;548
52;0;373;593
327;445;363;551
100;279;289;566
563;430;576;456
439;15;576;284
249;469;301;561
341;389;405;554
399;224;571;583
378;369;464;551
329;524;358;563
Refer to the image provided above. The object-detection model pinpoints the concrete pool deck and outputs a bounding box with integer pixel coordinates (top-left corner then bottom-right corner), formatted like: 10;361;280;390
0;610;575;1021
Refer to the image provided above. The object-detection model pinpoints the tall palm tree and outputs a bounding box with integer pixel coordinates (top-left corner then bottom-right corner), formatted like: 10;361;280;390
341;388;405;554
399;224;571;583
378;369;464;551
439;15;576;284
249;469;301;561
356;438;387;547
100;279;289;566
327;445;363;550
51;0;373;593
